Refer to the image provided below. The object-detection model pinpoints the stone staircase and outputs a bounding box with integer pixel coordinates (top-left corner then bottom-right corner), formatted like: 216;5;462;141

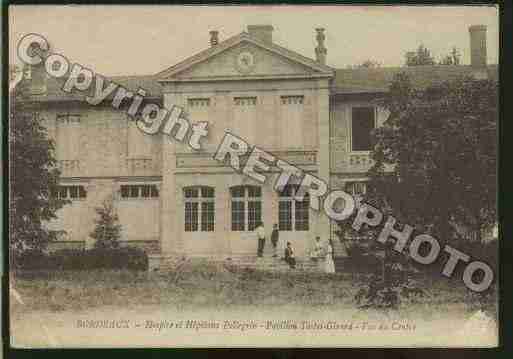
149;240;345;273
149;253;325;273
225;254;324;273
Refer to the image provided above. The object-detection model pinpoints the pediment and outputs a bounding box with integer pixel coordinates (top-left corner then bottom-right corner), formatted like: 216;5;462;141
158;33;333;82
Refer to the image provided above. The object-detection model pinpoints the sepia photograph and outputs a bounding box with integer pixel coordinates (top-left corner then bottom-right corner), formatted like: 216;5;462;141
8;4;499;348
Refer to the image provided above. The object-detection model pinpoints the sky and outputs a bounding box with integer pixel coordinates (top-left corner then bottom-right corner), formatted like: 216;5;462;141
9;5;499;76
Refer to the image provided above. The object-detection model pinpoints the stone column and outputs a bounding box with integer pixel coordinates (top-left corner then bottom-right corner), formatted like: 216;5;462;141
160;92;182;256
216;184;231;258
263;180;275;256
316;80;331;242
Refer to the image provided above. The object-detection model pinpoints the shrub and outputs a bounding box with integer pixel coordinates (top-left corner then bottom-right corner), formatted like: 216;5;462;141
13;246;148;271
90;198;122;250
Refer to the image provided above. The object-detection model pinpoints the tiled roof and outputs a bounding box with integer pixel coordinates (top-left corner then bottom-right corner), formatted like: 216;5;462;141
26;74;163;103
25;64;498;103
331;64;498;94
108;75;163;97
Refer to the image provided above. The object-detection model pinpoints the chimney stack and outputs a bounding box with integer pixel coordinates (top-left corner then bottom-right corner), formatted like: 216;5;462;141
209;30;219;47
315;28;327;65
247;25;274;43
23;63;47;95
469;25;487;68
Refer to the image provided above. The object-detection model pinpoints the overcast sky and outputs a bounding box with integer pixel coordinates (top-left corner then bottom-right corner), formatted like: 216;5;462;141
9;5;499;76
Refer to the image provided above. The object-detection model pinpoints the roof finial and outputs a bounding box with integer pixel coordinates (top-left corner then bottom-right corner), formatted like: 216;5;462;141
209;30;219;47
315;28;327;65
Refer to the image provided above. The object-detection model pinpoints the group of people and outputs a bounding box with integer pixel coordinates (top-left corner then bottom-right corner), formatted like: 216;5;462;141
254;222;336;273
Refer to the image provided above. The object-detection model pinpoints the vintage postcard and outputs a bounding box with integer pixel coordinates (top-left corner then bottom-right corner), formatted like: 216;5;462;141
8;5;499;348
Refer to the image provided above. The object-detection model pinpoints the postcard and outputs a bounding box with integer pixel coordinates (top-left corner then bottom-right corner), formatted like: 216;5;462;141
8;4;499;348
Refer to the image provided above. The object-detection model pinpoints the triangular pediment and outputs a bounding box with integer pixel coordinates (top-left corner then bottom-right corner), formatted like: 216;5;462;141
158;33;334;82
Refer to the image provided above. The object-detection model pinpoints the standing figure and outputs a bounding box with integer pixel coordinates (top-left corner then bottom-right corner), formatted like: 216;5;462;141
284;242;296;269
311;236;323;261
255;221;266;257
271;223;279;257
324;239;336;274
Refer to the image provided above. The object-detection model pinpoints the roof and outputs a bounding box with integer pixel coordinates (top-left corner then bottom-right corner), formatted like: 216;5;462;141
331;64;498;94
22;49;498;103
157;31;334;81
24;74;163;103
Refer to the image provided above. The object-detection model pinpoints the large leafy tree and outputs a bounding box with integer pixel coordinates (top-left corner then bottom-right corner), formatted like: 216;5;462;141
367;73;497;242
9;76;67;256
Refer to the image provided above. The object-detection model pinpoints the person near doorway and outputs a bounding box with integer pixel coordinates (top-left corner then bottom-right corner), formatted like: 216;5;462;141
284;242;296;269
256;221;266;257
271;223;279;257
324;239;336;274
310;236;323;261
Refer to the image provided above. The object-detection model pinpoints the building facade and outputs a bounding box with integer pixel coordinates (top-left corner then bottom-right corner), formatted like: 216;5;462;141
18;24;495;260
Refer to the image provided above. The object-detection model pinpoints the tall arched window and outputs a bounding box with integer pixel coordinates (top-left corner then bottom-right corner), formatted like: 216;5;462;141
278;185;310;231
184;186;215;232
230;185;262;232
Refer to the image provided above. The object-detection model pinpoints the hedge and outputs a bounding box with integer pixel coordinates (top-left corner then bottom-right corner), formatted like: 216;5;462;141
13;247;148;271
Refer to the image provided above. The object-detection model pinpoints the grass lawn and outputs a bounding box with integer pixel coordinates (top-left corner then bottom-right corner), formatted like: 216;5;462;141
9;262;498;347
10;261;496;315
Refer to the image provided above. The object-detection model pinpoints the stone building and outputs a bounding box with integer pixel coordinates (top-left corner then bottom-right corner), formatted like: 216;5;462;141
17;24;496;262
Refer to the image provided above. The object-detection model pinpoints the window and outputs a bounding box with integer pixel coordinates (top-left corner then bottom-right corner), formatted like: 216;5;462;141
56;114;81;160
281;95;304;105
184;97;213;151
184;186;215;232
120;184;159;199
351;107;375;151
52;185;87;200
187;98;210;107
234;97;257;106
345;181;367;196
278;185;310;231
230;185;262;232
280;95;304;148
233;97;257;144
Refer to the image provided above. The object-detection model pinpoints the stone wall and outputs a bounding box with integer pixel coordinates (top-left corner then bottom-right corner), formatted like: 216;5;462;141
40;103;163;249
40;105;162;178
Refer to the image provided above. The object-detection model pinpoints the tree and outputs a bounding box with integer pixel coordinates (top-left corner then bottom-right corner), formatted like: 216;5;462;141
357;60;381;69
346;60;382;69
439;47;461;65
405;45;436;66
90;198;122;250
368;73;497;242
9;75;68;257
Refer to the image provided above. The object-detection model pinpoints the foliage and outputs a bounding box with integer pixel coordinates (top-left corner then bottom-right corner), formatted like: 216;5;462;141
353;241;426;309
90;198;122;250
9;74;68;257
405;45;436;66
13;247;148;271
369;73;497;241
439;47;461;65
339;74;496;309
348;60;381;69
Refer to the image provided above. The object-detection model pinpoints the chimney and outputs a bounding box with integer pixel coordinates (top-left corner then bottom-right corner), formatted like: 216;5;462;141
23;63;47;96
469;25;487;68
209;30;219;47
247;25;274;43
315;28;327;65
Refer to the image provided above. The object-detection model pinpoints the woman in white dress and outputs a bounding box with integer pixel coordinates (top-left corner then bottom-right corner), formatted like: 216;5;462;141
324;239;336;274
